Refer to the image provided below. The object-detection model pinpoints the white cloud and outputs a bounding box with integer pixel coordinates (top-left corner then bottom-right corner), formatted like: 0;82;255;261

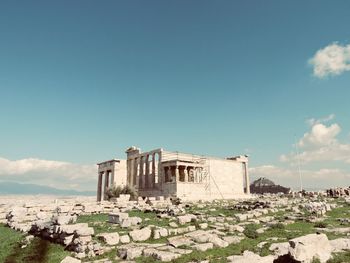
306;114;335;126
255;115;350;189
0;157;97;191
279;113;350;164
281;119;350;164
298;123;340;149
309;42;350;78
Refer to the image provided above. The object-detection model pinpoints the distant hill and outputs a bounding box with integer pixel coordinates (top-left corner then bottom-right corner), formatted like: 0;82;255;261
0;181;95;196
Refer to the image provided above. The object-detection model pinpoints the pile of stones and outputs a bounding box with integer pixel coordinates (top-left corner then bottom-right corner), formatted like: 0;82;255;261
4;193;350;263
300;201;334;216
327;187;350;197
233;200;271;210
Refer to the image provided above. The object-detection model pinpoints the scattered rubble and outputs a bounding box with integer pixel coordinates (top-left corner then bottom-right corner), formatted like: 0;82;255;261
1;191;350;262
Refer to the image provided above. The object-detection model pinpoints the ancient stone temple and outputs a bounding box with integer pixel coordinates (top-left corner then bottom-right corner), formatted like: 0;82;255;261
97;146;250;201
250;177;290;194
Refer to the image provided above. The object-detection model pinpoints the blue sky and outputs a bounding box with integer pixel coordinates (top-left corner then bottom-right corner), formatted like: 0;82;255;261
1;1;350;190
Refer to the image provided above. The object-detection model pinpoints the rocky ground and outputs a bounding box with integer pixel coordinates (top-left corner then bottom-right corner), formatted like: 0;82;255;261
1;191;350;263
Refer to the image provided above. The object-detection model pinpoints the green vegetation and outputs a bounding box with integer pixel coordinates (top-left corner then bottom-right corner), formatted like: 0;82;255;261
0;224;24;262
128;210;171;228
327;251;350;263
76;213;125;235
2;199;350;263
243;224;259;239
0;224;69;263
270;223;285;230
314;221;328;228
106;185;137;200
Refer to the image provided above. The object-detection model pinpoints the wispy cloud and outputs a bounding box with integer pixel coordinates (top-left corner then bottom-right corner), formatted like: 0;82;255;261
306;114;335;126
0;157;97;191
309;42;350;78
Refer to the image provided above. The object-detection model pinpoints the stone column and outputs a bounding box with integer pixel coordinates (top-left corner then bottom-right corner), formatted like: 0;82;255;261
175;166;179;182
139;156;144;189
131;161;134;186
158;151;163;186
128;159;132;185
184;166;188;182
244;162;250;194
151;153;156;187
126;159;130;185
134;158;139;189
167;166;172;183
104;171;110;200
145;155;150;189
97;172;103;201
110;169;115;188
164;167;167;182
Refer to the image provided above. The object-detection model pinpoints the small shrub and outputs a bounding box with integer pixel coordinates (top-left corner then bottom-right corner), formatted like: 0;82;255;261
106;186;122;200
311;257;321;263
150;227;156;240
120;185;138;200
243;224;259;239
106;185;138;200
314;222;328;228
270;223;285;230
191;218;200;229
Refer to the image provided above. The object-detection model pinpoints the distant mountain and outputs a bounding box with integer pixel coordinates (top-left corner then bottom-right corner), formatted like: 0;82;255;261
0;181;95;196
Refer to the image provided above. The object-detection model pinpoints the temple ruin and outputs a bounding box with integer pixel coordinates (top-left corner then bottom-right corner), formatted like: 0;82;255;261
97;146;250;201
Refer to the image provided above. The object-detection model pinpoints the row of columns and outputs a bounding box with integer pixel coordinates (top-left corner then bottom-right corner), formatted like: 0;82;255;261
127;152;159;190
97;170;113;201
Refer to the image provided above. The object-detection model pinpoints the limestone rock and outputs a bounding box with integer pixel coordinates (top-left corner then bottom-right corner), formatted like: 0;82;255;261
118;244;145;260
167;236;194;247
169;222;178;228
288;233;332;263
52;215;76;225
109;212;128;224
269;242;289;257
97;232;120;245
120;235;130;244
60;256;81;263
153;250;181;261
227;250;274;263
222;236;243;245
192;242;213;251
330;238;350;252
129;227;152;242
177;214;196;225
208;235;229;248
153;227;168;239
168;236;193;247
199;223;208;229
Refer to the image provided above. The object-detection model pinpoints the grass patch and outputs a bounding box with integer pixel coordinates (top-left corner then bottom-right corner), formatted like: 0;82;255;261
0;224;69;263
327;251;350;263
0;224;24;262
243;224;259;239
76;213;125;235
128;210;171;228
